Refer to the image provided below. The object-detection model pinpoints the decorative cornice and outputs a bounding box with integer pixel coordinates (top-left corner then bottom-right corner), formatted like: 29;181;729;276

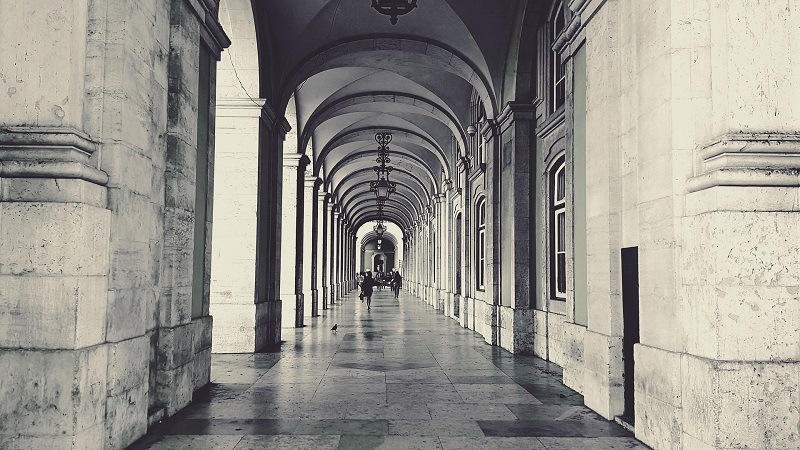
260;102;292;136
553;15;581;54
184;0;230;59
687;133;800;193
217;98;266;114
497;102;538;131
0;127;108;186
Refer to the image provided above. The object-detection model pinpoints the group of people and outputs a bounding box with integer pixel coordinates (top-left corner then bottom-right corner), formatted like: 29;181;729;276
357;270;402;309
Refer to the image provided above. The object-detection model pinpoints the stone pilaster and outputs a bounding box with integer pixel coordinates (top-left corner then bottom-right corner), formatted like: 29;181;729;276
253;102;291;351
309;180;322;317
494;103;538;354
209;99;263;353
331;207;340;304
322;197;332;309
279;153;301;328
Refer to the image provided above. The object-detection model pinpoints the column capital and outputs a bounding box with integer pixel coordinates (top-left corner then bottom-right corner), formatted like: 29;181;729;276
216;98;267;118
283;153;303;167
496;101;538;132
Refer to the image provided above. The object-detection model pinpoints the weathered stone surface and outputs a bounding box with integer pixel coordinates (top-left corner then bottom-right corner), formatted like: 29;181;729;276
211;303;256;353
0;346;107;440
583;330;624;420
682;354;800;449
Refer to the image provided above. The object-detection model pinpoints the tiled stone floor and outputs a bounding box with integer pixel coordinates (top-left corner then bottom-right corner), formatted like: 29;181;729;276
129;290;650;450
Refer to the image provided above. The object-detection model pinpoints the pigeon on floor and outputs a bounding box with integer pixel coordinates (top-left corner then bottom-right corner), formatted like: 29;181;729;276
331;324;338;331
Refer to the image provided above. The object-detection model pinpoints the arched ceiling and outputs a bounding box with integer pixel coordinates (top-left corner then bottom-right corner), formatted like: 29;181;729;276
258;0;520;227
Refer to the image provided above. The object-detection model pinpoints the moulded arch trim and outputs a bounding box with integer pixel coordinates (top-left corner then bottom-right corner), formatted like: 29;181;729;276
301;92;468;159
333;166;431;212
347;195;417;225
327;151;438;199
278;36;498;120
343;191;419;227
315;126;450;181
353;211;410;231
502;0;545;104
329;174;426;217
544;137;566;172
361;231;399;249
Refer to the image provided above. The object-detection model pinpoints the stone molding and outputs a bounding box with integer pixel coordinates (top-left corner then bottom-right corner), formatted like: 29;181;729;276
216;98;267;118
497;102;538;133
260;101;292;137
535;108;566;137
184;0;231;59
0;126;108;186
553;14;581;55
686;133;800;193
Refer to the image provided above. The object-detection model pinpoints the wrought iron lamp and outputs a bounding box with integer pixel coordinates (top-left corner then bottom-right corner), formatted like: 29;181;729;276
374;221;386;237
371;0;417;25
370;132;397;201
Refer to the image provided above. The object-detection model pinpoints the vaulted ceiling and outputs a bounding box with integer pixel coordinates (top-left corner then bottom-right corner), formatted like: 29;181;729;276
227;0;537;233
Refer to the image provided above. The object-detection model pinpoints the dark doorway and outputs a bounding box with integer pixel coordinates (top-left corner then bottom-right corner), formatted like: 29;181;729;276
621;246;640;423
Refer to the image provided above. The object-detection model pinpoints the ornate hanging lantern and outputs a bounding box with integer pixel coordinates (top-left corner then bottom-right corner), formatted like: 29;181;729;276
374;221;386;237
370;132;397;201
371;0;418;25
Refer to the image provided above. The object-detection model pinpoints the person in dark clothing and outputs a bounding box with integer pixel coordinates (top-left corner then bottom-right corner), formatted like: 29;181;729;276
391;271;402;298
363;271;375;309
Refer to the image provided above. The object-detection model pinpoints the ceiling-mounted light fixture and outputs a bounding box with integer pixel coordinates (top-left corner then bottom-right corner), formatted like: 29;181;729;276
370;132;397;202
371;0;417;25
374;221;386;237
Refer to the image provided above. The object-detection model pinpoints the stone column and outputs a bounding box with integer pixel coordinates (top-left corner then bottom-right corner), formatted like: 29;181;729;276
322;197;332;309
494;103;537;354
481;119;500;346
210;99;263;353
302;172;316;318
253;103;291;349
338;218;347;296
435;192;450;313
0;3;114;445
279;153;301;328
460;158;473;330
310;181;322;317
331;207;340;304
0;0;231;447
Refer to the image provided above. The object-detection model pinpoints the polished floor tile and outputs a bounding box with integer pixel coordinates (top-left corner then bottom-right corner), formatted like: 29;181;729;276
128;290;650;449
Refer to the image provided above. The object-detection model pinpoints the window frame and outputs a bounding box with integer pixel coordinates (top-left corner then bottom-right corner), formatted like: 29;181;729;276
550;157;567;300
551;2;566;113
475;196;486;291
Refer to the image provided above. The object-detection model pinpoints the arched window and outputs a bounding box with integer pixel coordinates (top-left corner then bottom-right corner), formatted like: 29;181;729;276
551;2;566;112
551;157;566;299
476;197;486;291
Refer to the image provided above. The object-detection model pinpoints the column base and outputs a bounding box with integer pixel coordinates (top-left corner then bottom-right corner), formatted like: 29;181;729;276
0;345;109;450
255;300;281;352
583;329;624;420
321;285;328;309
436;288;446;311
311;289;319;317
496;306;535;355
294;293;304;327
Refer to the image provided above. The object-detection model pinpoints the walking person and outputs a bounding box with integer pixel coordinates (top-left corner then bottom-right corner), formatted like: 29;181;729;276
363;271;375;309
391;271;402;298
357;272;365;302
